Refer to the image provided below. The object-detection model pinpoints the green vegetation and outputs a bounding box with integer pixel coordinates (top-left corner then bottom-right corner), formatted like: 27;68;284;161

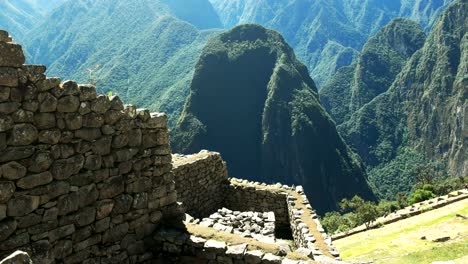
334;200;468;264
24;0;221;126
210;0;451;87
173;24;374;213
320;19;426;125
321;175;466;234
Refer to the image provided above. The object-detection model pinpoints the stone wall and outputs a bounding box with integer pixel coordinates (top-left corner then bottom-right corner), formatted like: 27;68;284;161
0;30;181;264
224;183;289;228
172;151;228;218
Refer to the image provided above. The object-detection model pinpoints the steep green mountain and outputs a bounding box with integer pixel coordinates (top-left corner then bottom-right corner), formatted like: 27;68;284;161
173;24;375;213
209;0;453;87
320;19;426;125
339;0;467;199
0;0;67;42
0;0;42;42
25;0;221;126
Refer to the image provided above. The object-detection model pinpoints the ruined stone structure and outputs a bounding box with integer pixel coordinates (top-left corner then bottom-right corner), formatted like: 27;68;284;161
0;30;342;263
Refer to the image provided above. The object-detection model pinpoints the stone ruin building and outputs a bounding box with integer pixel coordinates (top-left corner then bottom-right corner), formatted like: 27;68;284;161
0;30;343;264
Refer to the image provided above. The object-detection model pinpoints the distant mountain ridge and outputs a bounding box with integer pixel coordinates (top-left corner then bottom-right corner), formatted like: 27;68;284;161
320;18;427;125
173;24;375;213
337;0;467;199
209;0;454;87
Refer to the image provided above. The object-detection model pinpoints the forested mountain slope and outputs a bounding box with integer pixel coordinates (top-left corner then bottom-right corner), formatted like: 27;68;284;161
173;24;375;213
320;19;426;125
338;0;467;199
24;0;222;126
210;0;453;87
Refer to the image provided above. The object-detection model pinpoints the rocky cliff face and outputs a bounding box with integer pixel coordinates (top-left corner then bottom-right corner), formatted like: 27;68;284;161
339;0;467;177
173;24;374;213
320;19;426;125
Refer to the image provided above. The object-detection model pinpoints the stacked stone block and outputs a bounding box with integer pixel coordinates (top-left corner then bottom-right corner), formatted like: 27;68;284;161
0;30;180;264
172;151;228;218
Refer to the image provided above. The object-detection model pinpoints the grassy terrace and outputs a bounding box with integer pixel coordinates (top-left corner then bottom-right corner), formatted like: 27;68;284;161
334;199;468;264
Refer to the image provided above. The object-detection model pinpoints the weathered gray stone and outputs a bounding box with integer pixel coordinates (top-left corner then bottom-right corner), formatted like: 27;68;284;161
100;175;125;199
79;84;97;101
28;151;53;172
0;114;13;132
17;172;53;189
20;65;46;84
61;80;80;95
84;154;102;170
75;128;101;141
204;240;227;254
245;250;264;264
0;205;6;221
38;92;57;112
75;207;96;227
0;87;10;102
95;217;110;233
96;199;114;220
145;113;167;128
0;146;34;162
102;222;129;243
226;243;247;258
124;104;137;118
1;161;26;179
0;219;17;241
110;95;124;110
0;42;24;67
17;214;42;228
64;113;82;130
0;250;32;264
38;129;61;144
0;181;15;203
49;224;75;242
0;232;29;250
112;134;128;148
34;113;56;129
52;239;73;259
7;195;40;216
12;109;33;123
91;95;111;114
112;194;133;214
262;253;282;263
57;95;80;112
0;102;20;114
9;124;38;145
83;112;104;128
36;78;61;92
104;110;124;125
51;155;84;180
92;136;112;155
114;148;139;162
150;211;163;224
57;192;80;216
0;132;5;150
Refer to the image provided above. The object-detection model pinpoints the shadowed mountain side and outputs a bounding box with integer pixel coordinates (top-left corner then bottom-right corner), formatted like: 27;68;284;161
173;24;375;213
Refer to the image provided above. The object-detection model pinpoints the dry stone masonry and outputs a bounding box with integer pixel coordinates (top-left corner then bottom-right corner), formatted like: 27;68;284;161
0;30;180;264
0;29;344;263
199;208;276;242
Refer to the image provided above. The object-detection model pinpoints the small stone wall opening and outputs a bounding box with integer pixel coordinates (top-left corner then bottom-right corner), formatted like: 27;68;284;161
275;225;294;240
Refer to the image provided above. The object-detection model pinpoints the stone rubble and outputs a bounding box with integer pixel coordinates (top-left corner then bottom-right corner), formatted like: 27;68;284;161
199;207;276;242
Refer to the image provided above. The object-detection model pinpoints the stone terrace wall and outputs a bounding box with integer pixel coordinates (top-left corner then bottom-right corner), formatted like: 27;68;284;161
225;183;289;227
172;151;228;218
0;30;182;264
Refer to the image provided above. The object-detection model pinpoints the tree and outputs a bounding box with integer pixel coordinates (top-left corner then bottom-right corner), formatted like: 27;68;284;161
340;195;380;229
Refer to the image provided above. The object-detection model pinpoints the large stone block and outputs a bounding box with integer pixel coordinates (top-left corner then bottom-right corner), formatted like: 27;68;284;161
7;195;40;216
0;67;18;87
0;146;35;163
16;171;53;189
0;102;20;114
0;114;13;132
57;95;80;112
9;124;38;145
0;42;25;67
1;161;26;180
